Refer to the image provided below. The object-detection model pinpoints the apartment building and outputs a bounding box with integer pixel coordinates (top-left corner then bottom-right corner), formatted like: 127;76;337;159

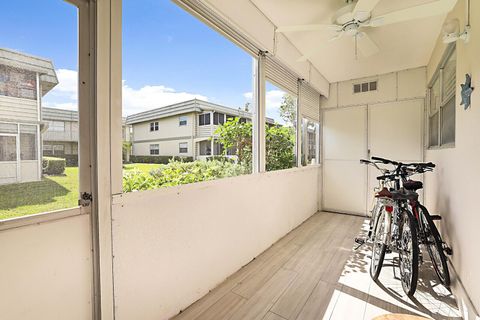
0;48;58;184
42;107;130;164
42;107;79;161
126;99;257;160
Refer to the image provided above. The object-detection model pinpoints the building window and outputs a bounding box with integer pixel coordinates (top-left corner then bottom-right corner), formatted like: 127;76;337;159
428;46;456;148
150;144;159;155
198;140;211;156
179;142;188;153
48;121;65;132
0;65;37;100
179;116;188;126
213;112;225;125
53;144;65;155
20;125;38;160
150;121;159;131
199;113;210;126
0;135;17;161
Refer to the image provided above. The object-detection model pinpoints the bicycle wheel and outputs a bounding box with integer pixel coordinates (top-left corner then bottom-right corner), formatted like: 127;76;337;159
418;205;450;287
370;208;387;280
398;209;419;296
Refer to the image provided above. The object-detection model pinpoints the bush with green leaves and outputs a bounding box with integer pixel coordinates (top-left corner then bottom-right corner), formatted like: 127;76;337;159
122;159;248;192
42;157;66;175
214;117;295;172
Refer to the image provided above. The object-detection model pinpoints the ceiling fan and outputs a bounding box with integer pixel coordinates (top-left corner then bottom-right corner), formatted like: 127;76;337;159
276;0;458;61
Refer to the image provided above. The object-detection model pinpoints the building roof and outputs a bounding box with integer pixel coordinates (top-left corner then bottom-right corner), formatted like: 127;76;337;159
42;107;128;125
0;48;59;96
125;99;254;125
42;107;79;122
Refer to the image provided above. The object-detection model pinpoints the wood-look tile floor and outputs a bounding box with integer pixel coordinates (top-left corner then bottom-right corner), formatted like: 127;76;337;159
171;212;461;320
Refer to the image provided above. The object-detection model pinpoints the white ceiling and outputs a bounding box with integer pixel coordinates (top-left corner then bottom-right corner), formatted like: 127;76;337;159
250;0;447;83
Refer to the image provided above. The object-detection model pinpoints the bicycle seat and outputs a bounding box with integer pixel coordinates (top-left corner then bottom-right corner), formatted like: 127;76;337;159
404;180;423;191
390;190;417;201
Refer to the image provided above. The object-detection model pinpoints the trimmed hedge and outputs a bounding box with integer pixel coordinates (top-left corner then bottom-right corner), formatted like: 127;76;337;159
42;157;66;175
129;155;194;164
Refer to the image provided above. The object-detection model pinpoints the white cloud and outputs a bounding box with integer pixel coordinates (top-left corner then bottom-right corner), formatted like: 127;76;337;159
122;81;208;115
243;89;286;123
42;69;209;115
53;69;78;100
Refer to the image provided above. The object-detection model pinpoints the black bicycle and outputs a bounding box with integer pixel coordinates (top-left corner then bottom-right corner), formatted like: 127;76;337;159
371;157;451;289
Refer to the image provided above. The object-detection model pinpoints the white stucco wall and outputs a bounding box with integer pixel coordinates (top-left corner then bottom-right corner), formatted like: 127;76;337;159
111;165;321;320
424;0;480;316
0;212;93;320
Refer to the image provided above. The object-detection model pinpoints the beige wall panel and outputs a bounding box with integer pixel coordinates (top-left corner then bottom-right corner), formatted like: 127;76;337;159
0;214;92;320
320;82;338;109
205;0;275;52
0;162;16;184
423;1;480;316
337;72;397;107
20;160;39;183
323;106;367;160
111;166;320;320
133;113;194;141
397;67;427;100
323;160;366;214
274;33;309;82
368;100;424;162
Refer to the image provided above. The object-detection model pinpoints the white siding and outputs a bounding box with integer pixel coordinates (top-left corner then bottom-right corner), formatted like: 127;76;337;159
0;95;38;122
133;139;193;157
132;113;194;142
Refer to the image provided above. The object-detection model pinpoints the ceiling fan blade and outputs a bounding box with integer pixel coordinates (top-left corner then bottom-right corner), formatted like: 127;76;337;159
352;0;381;20
329;31;345;42
276;24;342;33
368;0;457;27
297;31;345;62
356;32;379;57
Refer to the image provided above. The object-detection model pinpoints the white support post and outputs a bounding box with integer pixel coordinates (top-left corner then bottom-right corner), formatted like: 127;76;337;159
36;72;42;180
252;54;266;173
296;80;302;167
91;0;120;319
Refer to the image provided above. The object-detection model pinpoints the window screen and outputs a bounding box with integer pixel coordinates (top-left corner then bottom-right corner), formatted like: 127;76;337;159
441;96;455;145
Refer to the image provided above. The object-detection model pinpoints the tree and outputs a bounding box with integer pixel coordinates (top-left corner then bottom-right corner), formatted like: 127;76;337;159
279;94;296;127
215;117;295;172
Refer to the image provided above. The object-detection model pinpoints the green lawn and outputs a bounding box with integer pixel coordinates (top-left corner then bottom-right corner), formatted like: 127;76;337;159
0;167;79;220
123;163;161;174
0;163;161;220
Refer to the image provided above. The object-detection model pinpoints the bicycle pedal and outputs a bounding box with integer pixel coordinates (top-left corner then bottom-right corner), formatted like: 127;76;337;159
430;215;442;220
443;245;453;256
354;237;366;245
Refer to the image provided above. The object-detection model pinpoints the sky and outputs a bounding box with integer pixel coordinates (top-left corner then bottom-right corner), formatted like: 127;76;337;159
0;0;288;121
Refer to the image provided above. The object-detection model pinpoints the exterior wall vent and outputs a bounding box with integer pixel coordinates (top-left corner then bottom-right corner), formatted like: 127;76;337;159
353;80;377;93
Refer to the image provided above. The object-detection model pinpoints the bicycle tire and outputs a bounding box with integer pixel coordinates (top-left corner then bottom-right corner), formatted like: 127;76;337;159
399;209;419;296
370;208;387;280
418;205;450;287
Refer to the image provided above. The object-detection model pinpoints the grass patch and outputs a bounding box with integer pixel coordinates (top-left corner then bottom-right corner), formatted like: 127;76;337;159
123;163;162;174
0;163;160;220
0;167;79;220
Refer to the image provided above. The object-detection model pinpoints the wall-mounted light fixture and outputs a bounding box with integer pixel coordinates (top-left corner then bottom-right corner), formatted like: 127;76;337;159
442;0;471;44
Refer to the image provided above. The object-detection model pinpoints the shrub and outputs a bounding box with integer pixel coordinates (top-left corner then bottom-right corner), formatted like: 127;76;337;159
123;159;249;192
42;157;66;175
130;155;194;164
